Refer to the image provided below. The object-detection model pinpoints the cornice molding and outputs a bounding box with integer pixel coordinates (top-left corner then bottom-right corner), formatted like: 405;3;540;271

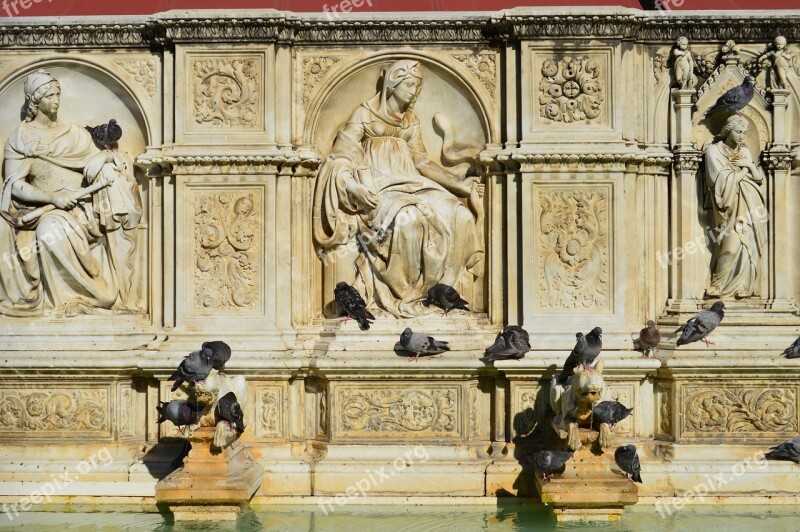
1;11;800;48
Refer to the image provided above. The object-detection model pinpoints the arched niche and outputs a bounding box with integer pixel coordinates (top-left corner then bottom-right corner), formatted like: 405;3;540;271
304;53;492;165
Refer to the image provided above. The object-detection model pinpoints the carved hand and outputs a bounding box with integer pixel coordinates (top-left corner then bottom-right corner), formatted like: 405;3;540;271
467;178;485;221
50;191;77;210
345;181;378;213
85;151;113;182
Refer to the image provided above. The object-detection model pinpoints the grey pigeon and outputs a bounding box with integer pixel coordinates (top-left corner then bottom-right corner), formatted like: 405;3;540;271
780;337;800;359
169;347;213;392
675;302;724;347
556;327;603;384
532;450;574;482
615;444;642;483
482;325;531;362
639;320;661;358
156;400;204;430
592;401;633;428
399;327;450;362
765;436;800;463
422;283;470;316
334;281;375;331
704;76;755;117
215;391;245;433
86;118;122;150
202;340;231;370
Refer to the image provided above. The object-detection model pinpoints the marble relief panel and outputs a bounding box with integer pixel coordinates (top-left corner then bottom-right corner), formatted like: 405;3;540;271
254;383;287;441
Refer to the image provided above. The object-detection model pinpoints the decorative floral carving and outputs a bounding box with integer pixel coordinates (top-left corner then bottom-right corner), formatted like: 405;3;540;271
684;387;797;435
193;192;259;311
302;56;343;104
257;388;282;438
537;189;609;310
119;386;131;434
193;58;259;127
115;59;156;97
0;390;107;433
319;392;328;437
452;52;497;100
515;389;538;438
338;387;459;438
539;56;604;123
659;386;672;436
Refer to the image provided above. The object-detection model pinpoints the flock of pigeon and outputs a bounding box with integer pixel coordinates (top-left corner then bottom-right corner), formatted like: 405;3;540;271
157;341;245;436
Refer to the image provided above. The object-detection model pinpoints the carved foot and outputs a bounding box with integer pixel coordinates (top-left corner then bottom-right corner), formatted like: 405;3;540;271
598;422;613;449
567;422;582;451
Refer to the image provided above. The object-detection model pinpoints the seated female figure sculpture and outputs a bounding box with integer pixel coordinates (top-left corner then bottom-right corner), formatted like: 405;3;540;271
0;70;142;316
313;59;485;318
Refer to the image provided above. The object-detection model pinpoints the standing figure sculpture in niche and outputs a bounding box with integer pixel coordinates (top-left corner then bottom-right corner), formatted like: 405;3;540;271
313;59;485;318
0;69;142;316
704;114;767;299
673;36;697;90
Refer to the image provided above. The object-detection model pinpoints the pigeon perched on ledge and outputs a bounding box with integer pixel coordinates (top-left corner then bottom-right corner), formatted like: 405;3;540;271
675;302;725;347
482;325;530;362
615;444;643;483
334;281;375;331
765;436;800;463
638;320;661;358
399;327;450;362
156;400;204;433
532;450;574;482
169;347;213;392
422;283;470;316
704;76;755;118
780;337;800;359
86;118;122;150
557;327;602;384
215;391;245;434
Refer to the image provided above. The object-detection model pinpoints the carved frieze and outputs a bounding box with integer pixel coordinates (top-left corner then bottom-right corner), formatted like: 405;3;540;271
255;385;284;439
193;191;260;312
536;188;610;311
682;385;797;439
513;386;540;438
538;56;604;123
302;55;343;105
114;58;157;97
334;385;462;441
0;388;109;437
192;57;260;128
657;384;673;438
452;52;497;101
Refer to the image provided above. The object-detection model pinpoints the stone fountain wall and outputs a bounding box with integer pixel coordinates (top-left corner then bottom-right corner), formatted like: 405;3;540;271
1;7;800;507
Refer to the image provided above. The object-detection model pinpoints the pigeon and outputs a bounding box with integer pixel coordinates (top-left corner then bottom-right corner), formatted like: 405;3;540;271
215;391;245;433
202;340;231;370
334;281;375;331
482;325;531;362
765;436;800;463
169;347;213;392
704;76;755;117
156;400;204;432
556;327;603;384
399;327;450;362
85;118;122;150
532;450;574;482
639;320;661;358
422;283;470;316
614;444;642;483
780;337;800;359
675;302;725;347
592;401;633;428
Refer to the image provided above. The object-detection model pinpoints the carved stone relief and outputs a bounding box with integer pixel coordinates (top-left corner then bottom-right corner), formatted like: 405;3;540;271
255;385;284;439
114;58;157;97
514;385;540;438
193;191;260;312
536;188;610;310
192;57;260;128
0;388;109;436
606;384;634;436
657;384;672;438
452;52;497;101
302;55;343;105
682;385;797;438
538;56;604;123
334;385;461;441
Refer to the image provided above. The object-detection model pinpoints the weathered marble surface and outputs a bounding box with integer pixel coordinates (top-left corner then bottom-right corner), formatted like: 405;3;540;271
1;7;800;509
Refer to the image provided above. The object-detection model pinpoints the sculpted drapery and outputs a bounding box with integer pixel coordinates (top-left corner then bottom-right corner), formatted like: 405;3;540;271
704;114;767;299
313;60;484;317
0;70;142;316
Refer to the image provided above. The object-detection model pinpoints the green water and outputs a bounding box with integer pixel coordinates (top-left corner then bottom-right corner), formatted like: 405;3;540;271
2;504;799;531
